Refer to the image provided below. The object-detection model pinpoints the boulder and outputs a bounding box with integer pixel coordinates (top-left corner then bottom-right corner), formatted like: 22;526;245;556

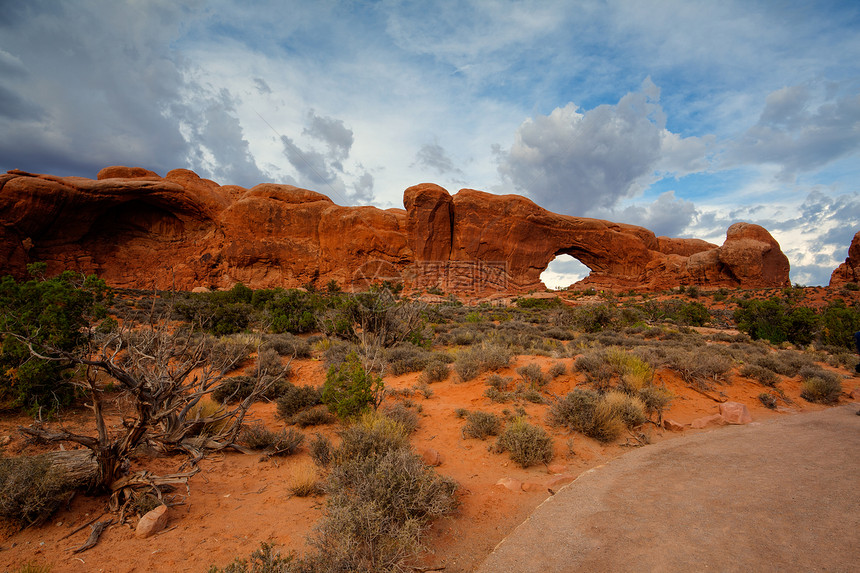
496;477;523;492
135;504;169;539
662;419;686;432
690;414;728;429
719;402;753;424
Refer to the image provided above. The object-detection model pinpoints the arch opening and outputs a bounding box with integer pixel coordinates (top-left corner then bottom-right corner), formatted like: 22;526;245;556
540;254;590;290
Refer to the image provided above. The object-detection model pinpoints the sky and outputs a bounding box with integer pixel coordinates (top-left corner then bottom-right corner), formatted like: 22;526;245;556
1;0;859;287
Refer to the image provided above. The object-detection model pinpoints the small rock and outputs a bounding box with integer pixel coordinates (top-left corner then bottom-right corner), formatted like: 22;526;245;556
0;435;11;446
546;463;567;474
719;401;752;424
420;448;442;467
850;387;860;401
520;482;542;492
496;477;522;492
690;414;728;429
662;419;686;432
136;505;169;539
546;474;576;489
191;286;211;293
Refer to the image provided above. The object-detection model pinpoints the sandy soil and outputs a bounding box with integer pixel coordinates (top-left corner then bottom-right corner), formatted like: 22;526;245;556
2;286;858;572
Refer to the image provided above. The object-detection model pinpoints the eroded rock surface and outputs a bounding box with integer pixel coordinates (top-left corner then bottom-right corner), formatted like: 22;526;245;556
0;167;791;292
829;230;860;287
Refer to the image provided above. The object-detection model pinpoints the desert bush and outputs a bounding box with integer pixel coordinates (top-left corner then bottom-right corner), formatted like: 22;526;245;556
547;388;629;443
574;350;614;390
739;364;779;386
734;298;819;345
207;336;254;375
321;352;384;419
310;412;458;571
291;406;335;427
518;386;545;404
0;453;83;526
637;385;673;420
495;417;554;468
664;347;732;387
484;386;514;403
570;303;618;332
276;385;323;421
799;367;842;404
240;423;304;456
517;363;548;388
548;361;567;378
207;542;296;573
262;333;311;358
213;374;292;404
758;393;778;409
601;390;647;428
486;373;512;390
383;402;419;434
606;348;653;393
453;342;512;382
418;359;450;384
309;433;333;468
819;300;860;349
385;343;434;376
461;411;501;440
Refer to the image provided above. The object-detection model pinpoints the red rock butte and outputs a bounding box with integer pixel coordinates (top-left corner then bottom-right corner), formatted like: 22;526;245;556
0;167;792;293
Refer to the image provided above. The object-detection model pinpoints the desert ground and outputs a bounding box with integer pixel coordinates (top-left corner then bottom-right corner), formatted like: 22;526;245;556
1;285;858;573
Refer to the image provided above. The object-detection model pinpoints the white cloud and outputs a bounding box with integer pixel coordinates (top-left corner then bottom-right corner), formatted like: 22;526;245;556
725;84;860;178
496;78;711;216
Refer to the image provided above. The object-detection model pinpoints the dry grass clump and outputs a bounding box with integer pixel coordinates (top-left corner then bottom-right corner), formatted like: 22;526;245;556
461;411;501;440
799;366;842;404
664;346;732;388
240;423;304;456
494;417;554;468
601;390;647;428
636;385;674;420
288;462;324;497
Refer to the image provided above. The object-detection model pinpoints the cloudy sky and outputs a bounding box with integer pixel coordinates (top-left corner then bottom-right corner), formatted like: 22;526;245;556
1;1;859;287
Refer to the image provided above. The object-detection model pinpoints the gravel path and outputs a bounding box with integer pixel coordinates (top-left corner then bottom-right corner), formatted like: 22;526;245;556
476;404;860;573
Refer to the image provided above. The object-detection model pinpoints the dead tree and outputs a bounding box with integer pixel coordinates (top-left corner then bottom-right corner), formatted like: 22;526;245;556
8;299;284;512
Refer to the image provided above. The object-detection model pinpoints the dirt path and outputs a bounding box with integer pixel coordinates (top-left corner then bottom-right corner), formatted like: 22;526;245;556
476;404;860;573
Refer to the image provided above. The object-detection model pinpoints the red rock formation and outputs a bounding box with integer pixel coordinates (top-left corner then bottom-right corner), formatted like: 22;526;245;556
829;231;860;287
0;167;791;292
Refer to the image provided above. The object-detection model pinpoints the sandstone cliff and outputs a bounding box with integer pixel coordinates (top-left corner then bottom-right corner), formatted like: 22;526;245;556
0;167;790;292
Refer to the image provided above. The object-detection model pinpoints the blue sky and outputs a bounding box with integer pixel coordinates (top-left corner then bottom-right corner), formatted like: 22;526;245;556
1;0;858;286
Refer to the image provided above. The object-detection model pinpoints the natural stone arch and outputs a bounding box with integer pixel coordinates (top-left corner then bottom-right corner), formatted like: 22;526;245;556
540;253;592;290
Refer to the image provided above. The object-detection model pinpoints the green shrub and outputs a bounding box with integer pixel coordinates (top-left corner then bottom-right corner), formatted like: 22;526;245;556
495;417;553;468
0;270;110;415
733;298;819;345
321;352;383;419
461;411;501;440
819;300;860;349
